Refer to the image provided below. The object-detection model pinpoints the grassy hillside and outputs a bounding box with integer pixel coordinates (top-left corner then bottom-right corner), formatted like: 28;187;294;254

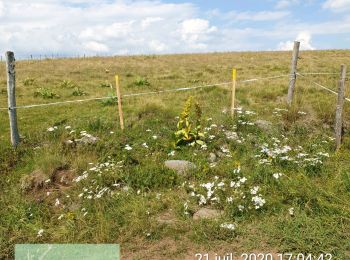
0;50;350;259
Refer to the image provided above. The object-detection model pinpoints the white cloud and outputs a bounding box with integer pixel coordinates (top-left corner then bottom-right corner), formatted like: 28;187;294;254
0;0;202;56
227;11;290;21
278;31;315;50
180;19;217;49
275;0;299;9
323;0;350;11
181;19;216;35
141;17;163;28
84;41;109;52
149;40;167;52
0;0;349;56
0;1;4;17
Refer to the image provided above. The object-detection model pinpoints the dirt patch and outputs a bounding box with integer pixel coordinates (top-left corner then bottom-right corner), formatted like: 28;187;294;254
122;237;194;260
20;170;49;192
51;167;76;188
21;167;76;202
156;210;178;225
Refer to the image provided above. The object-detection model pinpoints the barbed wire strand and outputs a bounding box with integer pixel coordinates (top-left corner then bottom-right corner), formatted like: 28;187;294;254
297;73;350;102
297;72;338;75
0;74;289;111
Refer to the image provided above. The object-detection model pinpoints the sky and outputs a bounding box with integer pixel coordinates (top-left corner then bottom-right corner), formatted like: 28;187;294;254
0;0;349;58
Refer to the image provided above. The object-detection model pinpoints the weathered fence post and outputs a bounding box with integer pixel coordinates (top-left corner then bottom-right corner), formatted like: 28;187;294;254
231;68;237;117
6;51;20;147
115;75;125;130
287;41;300;106
335;64;347;150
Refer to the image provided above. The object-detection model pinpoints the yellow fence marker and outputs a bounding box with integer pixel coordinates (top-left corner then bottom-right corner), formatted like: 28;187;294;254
231;68;237;117
115;75;125;130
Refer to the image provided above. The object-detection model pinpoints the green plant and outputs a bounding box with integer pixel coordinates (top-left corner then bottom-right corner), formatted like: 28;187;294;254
34;88;60;99
174;96;206;147
134;77;150;86
23;78;35;86
72;87;87;96
100;81;112;88
100;92;117;106
59;80;76;88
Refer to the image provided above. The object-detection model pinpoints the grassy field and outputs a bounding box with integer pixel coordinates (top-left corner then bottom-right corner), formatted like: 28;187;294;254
0;50;350;259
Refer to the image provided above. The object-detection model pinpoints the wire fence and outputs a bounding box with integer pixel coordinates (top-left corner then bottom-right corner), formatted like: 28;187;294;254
297;73;350;102
0;74;291;111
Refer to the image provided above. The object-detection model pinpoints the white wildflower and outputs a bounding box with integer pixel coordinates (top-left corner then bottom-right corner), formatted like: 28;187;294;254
252;195;266;209
273;173;282;179
289;207;294;216
250;186;260;195
124;144;132;151
239;177;247;183
220;223;235;230
226;197;233;203
37;229;44;237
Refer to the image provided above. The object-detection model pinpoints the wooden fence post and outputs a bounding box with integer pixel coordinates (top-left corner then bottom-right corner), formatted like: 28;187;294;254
115;75;125;130
231;68;237;117
335;64;347;150
287;41;300;106
6;51;20;147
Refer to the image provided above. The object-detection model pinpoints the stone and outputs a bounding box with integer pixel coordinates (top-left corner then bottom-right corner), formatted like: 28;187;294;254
63;139;76;148
76;134;98;145
255;120;272;131
193;208;223;220
224;131;238;140
208;153;217;163
164;160;196;174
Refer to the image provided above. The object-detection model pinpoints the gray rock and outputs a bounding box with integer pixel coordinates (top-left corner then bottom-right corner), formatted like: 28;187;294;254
76;134;98;145
216;151;225;158
255;120;272;131
164;160;196;174
63;139;75;148
193;208;223;220
224;131;238;140
208;153;217;163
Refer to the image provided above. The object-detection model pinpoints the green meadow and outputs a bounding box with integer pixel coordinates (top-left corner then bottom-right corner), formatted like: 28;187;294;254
0;50;349;259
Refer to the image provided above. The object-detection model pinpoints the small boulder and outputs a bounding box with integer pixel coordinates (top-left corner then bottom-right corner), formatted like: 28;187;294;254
76;134;98;145
208;153;217;163
255;120;272;131
224;131;238;140
63;139;76;148
164;160;196;174
193;208;223;220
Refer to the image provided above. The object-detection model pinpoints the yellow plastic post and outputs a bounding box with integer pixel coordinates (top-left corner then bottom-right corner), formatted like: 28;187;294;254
115;75;125;130
231;68;237;117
